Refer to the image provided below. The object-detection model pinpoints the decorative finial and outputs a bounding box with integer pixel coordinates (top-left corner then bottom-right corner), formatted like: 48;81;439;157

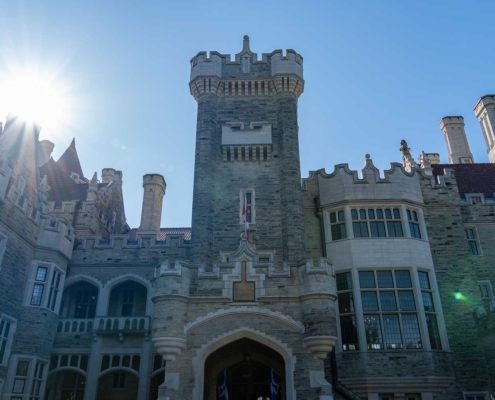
240;232;247;241
71;138;76;146
241;35;251;53
365;154;370;160
400;140;411;157
91;172;98;183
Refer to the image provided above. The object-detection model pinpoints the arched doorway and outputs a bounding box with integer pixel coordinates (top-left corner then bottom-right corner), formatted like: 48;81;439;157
45;371;86;400
203;338;285;400
97;370;139;400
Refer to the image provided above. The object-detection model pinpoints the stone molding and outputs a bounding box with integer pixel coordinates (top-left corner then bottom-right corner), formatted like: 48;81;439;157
302;336;338;360
152;337;187;361
184;306;304;334
338;376;455;397
191;327;297;400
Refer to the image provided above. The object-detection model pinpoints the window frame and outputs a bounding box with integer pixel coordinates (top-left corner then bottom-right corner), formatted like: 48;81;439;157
358;269;422;351
465;226;482;256
418;270;443;350
0;231;7;271
336;271;359;351
477;280;493;302
239;188;255;225
463;392;489;400
329;210;346;241
0;314;17;367
25;261;65;313
350;207;404;239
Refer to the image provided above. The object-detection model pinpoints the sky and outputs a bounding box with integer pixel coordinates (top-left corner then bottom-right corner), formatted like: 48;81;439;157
1;0;494;229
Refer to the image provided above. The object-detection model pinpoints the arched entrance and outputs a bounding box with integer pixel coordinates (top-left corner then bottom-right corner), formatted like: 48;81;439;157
203;338;285;400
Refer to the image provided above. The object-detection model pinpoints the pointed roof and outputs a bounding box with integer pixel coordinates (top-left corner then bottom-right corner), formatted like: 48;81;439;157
56;138;84;178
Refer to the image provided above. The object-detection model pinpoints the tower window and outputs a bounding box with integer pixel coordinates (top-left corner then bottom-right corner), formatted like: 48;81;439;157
407;210;421;239
329;211;346;241
465;228;481;255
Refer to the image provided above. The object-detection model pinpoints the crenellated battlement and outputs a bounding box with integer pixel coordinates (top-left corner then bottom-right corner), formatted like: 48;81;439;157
79;232;191;250
189;35;304;100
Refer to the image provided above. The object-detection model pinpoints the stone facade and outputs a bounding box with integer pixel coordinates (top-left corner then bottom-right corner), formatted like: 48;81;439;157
0;36;493;400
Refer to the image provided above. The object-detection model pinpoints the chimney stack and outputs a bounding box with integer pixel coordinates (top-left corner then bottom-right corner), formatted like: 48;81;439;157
474;95;495;163
38;140;55;167
439;116;474;164
101;168;116;184
138;174;166;235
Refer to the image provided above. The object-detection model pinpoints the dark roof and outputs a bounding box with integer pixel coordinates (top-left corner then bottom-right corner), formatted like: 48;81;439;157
56;138;84;178
40;159;108;204
432;163;495;199
128;228;191;241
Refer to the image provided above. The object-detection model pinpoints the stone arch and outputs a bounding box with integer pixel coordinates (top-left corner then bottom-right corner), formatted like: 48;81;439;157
98;366;140;378
184;307;304;334
192;327;296;400
63;274;103;292
48;366;86;377
100;273;153;316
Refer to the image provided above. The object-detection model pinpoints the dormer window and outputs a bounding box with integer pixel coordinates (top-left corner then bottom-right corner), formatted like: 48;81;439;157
229;122;244;131
250;122;264;130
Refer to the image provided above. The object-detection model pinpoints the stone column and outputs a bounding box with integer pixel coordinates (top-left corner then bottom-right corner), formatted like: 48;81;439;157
137;338;153;399
152;262;191;400
83;335;103;400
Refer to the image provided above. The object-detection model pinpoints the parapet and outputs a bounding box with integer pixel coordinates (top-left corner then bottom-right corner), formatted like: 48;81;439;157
439;116;464;129
190;35;303;86
474;95;495;117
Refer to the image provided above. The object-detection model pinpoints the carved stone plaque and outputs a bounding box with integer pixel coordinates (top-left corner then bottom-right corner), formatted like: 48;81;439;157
233;261;255;302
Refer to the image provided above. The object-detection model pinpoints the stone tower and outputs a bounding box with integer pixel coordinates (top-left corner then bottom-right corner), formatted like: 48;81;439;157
439;116;474;163
474;94;495;162
189;35;306;268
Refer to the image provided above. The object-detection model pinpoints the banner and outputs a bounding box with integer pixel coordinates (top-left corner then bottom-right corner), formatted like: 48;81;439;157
270;368;281;400
217;369;229;400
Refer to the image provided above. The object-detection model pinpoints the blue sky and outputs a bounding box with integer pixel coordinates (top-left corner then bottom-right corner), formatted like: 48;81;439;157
1;0;494;228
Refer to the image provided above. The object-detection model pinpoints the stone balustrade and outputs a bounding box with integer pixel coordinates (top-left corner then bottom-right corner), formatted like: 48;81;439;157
56;316;151;334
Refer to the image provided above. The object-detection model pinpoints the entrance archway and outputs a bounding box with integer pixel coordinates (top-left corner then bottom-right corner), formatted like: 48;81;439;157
203;338;285;400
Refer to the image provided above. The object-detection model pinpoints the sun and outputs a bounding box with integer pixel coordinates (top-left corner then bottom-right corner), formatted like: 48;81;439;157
0;67;74;136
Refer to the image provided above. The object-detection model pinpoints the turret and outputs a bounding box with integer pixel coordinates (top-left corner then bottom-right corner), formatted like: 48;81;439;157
439;116;474;164
38;140;54;167
138;174;166;235
474;95;495;163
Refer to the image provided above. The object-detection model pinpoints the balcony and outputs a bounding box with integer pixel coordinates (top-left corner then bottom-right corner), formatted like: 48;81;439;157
56;316;151;342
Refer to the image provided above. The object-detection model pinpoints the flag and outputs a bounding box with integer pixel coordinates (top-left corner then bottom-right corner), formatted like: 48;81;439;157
217;369;229;400
242;190;250;240
270;368;281;400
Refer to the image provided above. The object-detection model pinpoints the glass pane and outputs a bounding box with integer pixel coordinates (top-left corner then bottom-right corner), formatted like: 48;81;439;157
353;222;369;237
359;271;375;288
331;223;346;241
401;314;422;349
422;291;435;312
393;208;401;219
377;271;394;288
361;291;379;311
359;209;367;220
30;284;44;306
395;270;412;288
387;221;403;237
364;314;383;349
379;291;397;311
35;267;47;282
16;361;29;376
412;211;418;221
368;209;375;219
62;372;77;388
338;211;345;222
376;209;383;219
370;221;386;237
407;210;411;220
338;292;355;314
418;272;431;290
468;241;479;255
340;316;359;351
12;379;25;393
351;209;358;220
336;272;352;291
398;291;416;311
330;212;336;223
479;285;489;298
383;314;402;349
426;314;442;349
385;209;392;219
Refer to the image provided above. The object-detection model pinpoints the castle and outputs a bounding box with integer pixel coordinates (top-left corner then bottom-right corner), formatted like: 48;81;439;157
0;36;494;400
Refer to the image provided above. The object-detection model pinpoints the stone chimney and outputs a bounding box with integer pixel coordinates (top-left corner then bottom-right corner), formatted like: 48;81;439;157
38;140;55;167
101;168;116;184
138;174;166;235
439;116;474;164
474;95;495;163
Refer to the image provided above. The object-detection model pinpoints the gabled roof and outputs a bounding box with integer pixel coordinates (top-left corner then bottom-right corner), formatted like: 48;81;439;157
56;138;84;178
432;163;495;199
127;227;191;241
40;159;108;204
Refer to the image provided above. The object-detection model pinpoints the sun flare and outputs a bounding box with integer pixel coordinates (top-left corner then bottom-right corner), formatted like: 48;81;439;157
0;68;73;135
